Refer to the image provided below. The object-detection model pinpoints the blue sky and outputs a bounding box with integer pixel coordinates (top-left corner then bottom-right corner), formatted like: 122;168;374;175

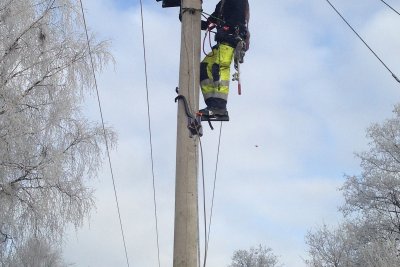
63;0;400;266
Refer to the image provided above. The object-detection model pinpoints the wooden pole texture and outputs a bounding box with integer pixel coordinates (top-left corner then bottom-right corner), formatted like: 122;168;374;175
173;0;202;266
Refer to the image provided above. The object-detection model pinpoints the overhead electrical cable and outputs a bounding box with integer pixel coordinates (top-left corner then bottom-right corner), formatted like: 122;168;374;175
198;137;208;267
138;0;162;266
201;122;223;267
325;0;400;83
379;0;400;16
78;1;130;267
205;122;223;260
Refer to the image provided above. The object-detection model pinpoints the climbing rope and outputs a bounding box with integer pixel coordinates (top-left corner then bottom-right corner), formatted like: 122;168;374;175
201;13;216;57
138;0;162;266
78;1;130;266
202;27;214;57
325;0;400;83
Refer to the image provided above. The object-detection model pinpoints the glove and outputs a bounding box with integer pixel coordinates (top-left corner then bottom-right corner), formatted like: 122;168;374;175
201;20;208;30
201;19;216;31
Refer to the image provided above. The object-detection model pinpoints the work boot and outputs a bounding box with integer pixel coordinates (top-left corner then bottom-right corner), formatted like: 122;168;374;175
198;106;228;117
198;106;230;122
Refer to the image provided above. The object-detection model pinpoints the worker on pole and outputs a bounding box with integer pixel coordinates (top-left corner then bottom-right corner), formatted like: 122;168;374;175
199;0;250;120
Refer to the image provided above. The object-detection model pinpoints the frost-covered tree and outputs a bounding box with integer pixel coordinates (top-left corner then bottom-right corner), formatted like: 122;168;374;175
305;221;400;267
228;245;281;267
0;0;114;262
341;104;400;236
305;105;400;266
305;224;352;267
7;237;70;267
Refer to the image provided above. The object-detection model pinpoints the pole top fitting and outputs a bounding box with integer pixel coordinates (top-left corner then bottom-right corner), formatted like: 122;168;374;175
181;7;202;14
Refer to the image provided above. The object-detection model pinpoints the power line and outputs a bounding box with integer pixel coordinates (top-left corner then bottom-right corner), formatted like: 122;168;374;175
138;1;162;267
325;0;400;83
379;0;400;16
202;122;223;267
198;137;208;267
206;123;222;256
78;1;130;267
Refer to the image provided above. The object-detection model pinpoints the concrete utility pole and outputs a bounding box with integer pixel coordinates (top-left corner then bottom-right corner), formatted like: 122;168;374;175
173;0;202;266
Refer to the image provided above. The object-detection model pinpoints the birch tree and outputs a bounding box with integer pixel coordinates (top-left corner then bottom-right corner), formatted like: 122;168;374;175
0;0;114;262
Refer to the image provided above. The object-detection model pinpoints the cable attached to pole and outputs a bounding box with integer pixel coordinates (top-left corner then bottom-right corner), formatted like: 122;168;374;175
78;1;130;266
325;0;400;83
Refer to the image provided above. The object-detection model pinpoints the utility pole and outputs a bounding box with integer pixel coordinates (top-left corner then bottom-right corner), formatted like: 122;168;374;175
173;0;202;266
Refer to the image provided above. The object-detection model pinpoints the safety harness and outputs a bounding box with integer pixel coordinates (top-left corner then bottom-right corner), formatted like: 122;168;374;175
214;0;249;95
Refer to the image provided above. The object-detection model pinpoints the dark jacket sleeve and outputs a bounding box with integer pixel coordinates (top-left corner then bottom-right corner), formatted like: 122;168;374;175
222;0;248;26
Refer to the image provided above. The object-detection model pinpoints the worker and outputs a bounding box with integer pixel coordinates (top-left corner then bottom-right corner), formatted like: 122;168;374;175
199;0;250;119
